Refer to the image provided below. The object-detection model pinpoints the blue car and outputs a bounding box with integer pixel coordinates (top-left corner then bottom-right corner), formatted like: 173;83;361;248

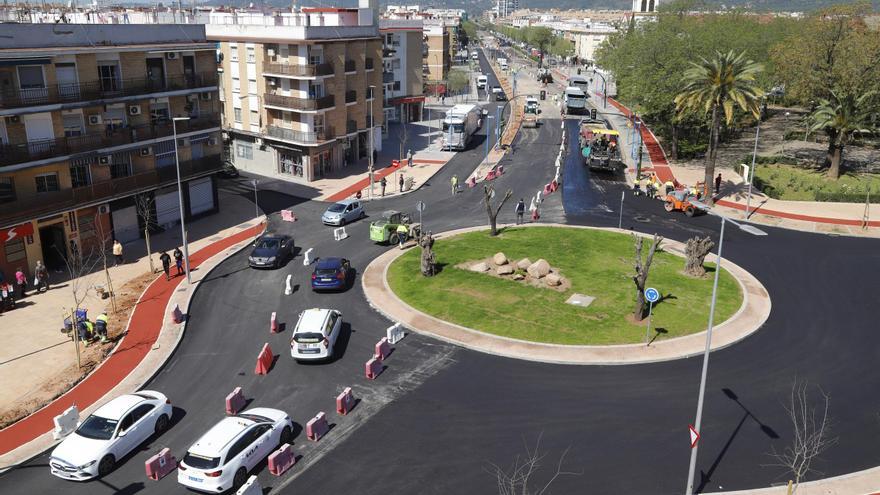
310;257;351;291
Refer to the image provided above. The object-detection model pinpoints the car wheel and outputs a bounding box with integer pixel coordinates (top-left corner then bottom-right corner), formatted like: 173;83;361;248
97;455;115;477
389;233;399;245
233;468;248;490
685;206;696;217
339;218;346;227
664;201;675;212
359;211;366;219
154;414;169;435
278;425;292;447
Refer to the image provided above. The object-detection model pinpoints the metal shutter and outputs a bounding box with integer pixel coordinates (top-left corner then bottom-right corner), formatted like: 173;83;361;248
188;177;214;216
111;205;139;243
155;190;180;228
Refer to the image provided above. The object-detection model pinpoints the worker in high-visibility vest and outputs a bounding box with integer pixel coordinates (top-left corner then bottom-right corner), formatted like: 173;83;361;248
79;320;95;345
396;224;408;249
664;180;675;196
95;312;109;343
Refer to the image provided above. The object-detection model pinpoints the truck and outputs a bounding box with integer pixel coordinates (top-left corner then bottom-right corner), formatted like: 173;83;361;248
563;87;588;115
442;104;483;151
476;75;488;89
498;58;508;71
578;118;623;172
522;96;541;128
369;210;421;244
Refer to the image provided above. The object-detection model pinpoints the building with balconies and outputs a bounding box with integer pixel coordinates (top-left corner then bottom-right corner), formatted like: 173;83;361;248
380;19;425;124
208;1;384;182
0;24;221;278
423;21;451;83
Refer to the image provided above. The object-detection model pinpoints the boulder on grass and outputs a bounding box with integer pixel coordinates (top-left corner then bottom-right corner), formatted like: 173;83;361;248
527;259;551;278
493;252;508;266
516;258;532;270
496;264;515;275
470;262;490;272
545;273;562;286
513;273;525;281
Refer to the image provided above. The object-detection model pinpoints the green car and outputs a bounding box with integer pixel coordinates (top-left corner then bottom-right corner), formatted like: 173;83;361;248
369;210;421;244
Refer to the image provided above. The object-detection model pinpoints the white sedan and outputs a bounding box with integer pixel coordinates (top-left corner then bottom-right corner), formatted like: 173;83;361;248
49;390;172;480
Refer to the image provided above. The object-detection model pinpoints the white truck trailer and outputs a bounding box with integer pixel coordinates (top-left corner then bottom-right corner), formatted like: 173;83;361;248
442;104;483;151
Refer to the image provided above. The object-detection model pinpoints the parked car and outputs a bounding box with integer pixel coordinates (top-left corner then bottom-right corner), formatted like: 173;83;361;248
321;199;365;226
178;408;293;493
49;391;172;480
290;308;343;362
310;257;352;291
248;235;293;269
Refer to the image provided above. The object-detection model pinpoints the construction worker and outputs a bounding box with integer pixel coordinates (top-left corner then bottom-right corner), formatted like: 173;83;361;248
451;175;459;196
79;319;95;345
396;224;408;249
95;311;109;343
664;179;674;196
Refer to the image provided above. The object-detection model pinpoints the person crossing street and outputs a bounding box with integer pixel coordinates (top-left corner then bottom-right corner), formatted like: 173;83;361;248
451;175;459;196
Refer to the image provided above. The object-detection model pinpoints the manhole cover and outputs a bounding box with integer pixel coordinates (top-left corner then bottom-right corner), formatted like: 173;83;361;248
633;215;651;223
565;293;595;308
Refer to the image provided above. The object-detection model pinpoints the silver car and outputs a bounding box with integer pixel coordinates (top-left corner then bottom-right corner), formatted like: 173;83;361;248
321;199;365;226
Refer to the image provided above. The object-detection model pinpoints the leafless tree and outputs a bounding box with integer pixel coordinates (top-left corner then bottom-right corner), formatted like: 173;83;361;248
767;380;838;494
485;433;581;495
684;235;715;277
93;213;117;313
632;233;663;320
56;240;103;369
133;193;156;274
483;185;513;236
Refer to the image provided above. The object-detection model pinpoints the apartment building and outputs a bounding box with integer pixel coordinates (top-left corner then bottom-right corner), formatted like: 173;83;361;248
0;24;221;278
496;0;519;18
380;19;425;124
207;3;383;182
423;21;451;83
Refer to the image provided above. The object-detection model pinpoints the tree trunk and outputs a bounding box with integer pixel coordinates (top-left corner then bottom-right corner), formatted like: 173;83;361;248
684;236;715;277
632;234;663;320
144;227;154;274
484;186;513;237
822;128;838;170
827;144;842;179
418;233;437;277
704;105;721;201
670;123;679;160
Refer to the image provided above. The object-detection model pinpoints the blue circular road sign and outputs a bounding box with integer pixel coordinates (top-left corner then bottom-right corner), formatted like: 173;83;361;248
645;287;660;303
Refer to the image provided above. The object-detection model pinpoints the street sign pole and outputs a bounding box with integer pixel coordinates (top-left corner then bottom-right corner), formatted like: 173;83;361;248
417;201;426;231
643;287;659;345
645;300;653;345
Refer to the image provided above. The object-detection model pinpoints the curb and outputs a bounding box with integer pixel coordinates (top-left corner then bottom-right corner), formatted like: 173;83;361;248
361;223;771;366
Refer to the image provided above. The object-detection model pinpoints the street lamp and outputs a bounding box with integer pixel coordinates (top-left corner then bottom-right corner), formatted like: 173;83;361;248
368;84;376;200
744;122;760;219
591;68;608;109
684;203;766;495
172;116;192;284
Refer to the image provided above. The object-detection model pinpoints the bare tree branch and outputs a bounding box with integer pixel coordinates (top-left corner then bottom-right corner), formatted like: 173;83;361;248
486;432;582;495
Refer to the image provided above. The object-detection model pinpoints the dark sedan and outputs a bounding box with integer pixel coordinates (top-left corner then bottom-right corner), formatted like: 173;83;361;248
248;235;294;269
310;257;351;291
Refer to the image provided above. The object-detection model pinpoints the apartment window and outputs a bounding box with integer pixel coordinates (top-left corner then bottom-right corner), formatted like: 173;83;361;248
154;140;175;168
367;87;374;99
4;237;26;263
230;44;239;62
149;102;170;124
250;110;259;126
282;111;292;124
110;153;132;179
393;81;401;91
279;153;303;177
236;143;253;160
385;33;393;45
35;173;59;193
234;108;242;123
98;63;120;92
0;177;15;203
246;47;255;63
105;106;127;130
308;83;324;98
231;77;241;93
314;114;325;135
17;66;45;89
69;158;91;188
248;78;257;95
62;114;84;137
392;59;401;70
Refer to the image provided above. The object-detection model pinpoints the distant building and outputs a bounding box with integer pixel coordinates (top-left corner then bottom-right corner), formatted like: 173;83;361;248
380;19;425;124
496;0;519;18
633;0;660;13
423;21;451;83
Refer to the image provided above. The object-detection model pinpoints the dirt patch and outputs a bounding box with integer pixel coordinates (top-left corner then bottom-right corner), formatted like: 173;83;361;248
0;270;158;429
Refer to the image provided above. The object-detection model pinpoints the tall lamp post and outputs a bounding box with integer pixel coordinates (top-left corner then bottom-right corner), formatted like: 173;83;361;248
685;203;767;495
591;68;608;108
368;84;376;200
172;116;192;284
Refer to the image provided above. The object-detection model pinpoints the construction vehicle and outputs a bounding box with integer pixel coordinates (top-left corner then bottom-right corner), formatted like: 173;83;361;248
369;210;421;244
522;97;541;128
578;118;622;172
663;189;703;217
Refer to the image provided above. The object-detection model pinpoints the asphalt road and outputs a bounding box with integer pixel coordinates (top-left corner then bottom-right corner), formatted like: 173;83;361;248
3;47;879;495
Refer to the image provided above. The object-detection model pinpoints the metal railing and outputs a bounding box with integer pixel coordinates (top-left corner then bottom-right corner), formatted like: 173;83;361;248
0;114;220;168
262;62;334;77
345;90;357;104
264;93;334;111
0;154;222;227
0;73;218;110
344;60;356;72
265;125;333;144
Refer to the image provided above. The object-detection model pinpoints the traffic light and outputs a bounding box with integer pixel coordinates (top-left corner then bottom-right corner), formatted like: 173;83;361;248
590;109;597;120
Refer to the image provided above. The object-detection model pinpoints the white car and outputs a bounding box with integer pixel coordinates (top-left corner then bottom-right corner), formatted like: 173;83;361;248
290;308;342;362
178;408;293;493
49;390;172;480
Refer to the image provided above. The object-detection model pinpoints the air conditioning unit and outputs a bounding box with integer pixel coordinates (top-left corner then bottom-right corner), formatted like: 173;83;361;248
4;115;20;124
267;48;275;57
88;115;103;125
186;94;198;103
128;105;141;116
97;204;110;215
166;52;179;60
207;137;218;146
139;147;152;156
199;92;213;101
98;155;111;165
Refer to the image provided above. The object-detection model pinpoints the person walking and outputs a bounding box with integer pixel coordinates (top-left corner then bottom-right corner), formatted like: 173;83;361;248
173;247;184;276
714;173;722;196
34;260;49;292
529;198;539;222
396;224;408;249
159;251;172;281
515;198;525;224
407;149;414;168
399;173;405;193
380;176;387;197
14;267;26;298
112;240;124;266
451;175;459;196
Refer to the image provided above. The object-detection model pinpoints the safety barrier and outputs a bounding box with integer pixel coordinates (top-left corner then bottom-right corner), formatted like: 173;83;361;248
171;304;184;324
270;312;278;333
225;387;246;415
365;357;383;380
255;343;274;375
386;323;405;345
145;447;176;480
333;227;348;241
374;337;391;362
303;247;314;266
336;387;356;415
235;475;262;495
306;412;329;442
281;210;297;222
285;274;292;295
268;443;296;476
52;405;79;440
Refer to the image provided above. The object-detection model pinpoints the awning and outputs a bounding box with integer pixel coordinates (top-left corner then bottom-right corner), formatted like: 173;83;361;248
389;96;426;105
1;222;34;244
0;59;51;67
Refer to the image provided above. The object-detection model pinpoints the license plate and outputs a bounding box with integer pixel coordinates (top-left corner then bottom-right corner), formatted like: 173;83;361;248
188;476;203;482
321;278;332;282
299;348;320;354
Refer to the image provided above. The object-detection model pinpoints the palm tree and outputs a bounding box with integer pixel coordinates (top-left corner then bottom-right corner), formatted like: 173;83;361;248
809;91;876;179
675;50;763;201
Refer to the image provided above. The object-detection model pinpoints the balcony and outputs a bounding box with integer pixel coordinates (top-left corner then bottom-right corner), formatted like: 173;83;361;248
264;93;334;112
0;73;218;111
0;154;222;228
0;114;220;168
365;58;375;70
345;90;357;104
344;60;356;73
262;62;334;78
265;125;333;145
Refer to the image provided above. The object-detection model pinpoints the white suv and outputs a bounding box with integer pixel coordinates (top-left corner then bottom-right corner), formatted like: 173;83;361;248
290;308;342;362
177;408;292;493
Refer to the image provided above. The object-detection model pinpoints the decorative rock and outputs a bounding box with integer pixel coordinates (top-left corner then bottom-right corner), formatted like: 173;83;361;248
493;252;508;266
516;258;532;270
513;274;525;281
545;273;562;286
470;262;490;272
527;259;551;278
496;264;515;275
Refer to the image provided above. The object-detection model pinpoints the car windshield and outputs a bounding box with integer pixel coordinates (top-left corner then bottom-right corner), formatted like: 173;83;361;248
294;332;324;343
327;204;346;213
183;453;221;470
75;415;118;440
316;268;338;277
255;239;280;249
443;123;465;132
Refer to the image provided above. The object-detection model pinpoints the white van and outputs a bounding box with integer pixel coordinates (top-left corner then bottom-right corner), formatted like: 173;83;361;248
568;75;590;93
472;52;479;61
477;75;488;89
563;87;588;115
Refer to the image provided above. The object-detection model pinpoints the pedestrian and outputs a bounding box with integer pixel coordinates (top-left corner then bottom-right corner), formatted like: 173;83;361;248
380;176;387;197
451;175;459;195
34;260;49;292
112;239;124;266
396;223;408;249
15;267;26;298
407;149;414;168
159;251;171;281
664;180;674;196
515;198;525;224
95;311;109;343
714;173;722;196
399;173;405;193
529;198;539;222
79;319;95;345
173;247;184;276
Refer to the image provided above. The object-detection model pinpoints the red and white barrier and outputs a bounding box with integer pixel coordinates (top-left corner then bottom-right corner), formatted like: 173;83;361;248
225;387;245;415
254;343;273;375
306;412;329;442
374;337;391;362
365;357;383;380
52;405;79;440
281;210;297;222
386;323;405;345
145;448;176;480
270;312;278;333
171;304;184;324
235;475;262;495
336;387;356;416
268;443;296;476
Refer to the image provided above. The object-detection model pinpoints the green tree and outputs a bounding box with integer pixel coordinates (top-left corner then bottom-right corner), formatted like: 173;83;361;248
526;27;553;67
809;91;876;179
675;50;763;199
447;69;470;94
550;37;574;59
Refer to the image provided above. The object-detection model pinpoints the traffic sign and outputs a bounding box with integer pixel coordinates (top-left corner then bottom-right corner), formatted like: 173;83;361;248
416;201;426;212
689;425;700;449
645;287;660;303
